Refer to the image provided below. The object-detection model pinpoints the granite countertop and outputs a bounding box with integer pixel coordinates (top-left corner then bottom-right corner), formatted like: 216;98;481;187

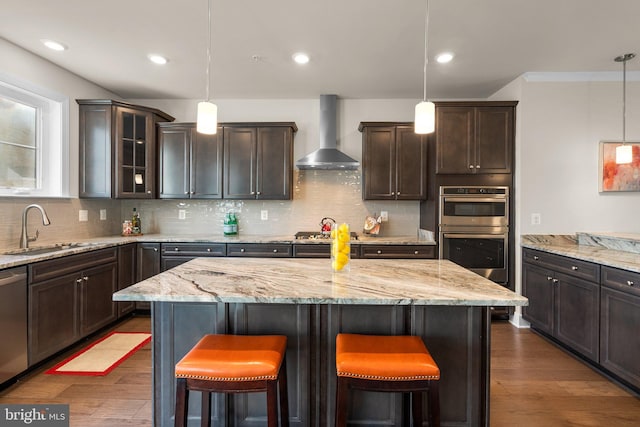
0;233;436;270
113;257;527;307
521;233;640;273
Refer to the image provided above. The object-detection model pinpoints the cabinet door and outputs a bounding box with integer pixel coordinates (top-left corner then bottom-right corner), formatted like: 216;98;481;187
435;107;474;174
80;262;118;336
256;127;292;199
117;244;136;317
362;126;396;200
79;104;112;198
136;243;160;311
522;263;554;334
475;107;513;173
115;106;155;198
600;285;640;389
192;129;223;198
158;126;190;198
224;127;257;198
395;126;427;200
28;273;79;365
554;271;600;362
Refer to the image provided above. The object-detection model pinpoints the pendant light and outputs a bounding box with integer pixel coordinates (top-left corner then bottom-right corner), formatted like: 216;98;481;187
415;0;435;134
196;0;218;134
615;53;635;164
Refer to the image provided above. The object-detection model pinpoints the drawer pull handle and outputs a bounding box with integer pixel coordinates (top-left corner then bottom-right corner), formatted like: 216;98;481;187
273;249;278;253
552;278;559;284
533;256;539;260
414;251;419;255
571;266;578;271
76;278;83;285
377;250;382;254
547;276;553;281
207;248;211;252
174;248;179;251
628;280;635;286
240;248;245;253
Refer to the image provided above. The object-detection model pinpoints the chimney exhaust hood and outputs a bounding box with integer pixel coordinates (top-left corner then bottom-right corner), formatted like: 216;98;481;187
296;94;360;170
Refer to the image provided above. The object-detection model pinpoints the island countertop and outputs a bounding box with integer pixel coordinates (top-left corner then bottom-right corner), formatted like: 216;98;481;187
113;257;527;306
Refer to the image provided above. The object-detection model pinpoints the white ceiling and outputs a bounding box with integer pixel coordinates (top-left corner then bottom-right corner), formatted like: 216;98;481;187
2;0;640;100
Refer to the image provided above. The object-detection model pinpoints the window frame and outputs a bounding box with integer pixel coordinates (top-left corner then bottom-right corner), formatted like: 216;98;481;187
0;73;69;197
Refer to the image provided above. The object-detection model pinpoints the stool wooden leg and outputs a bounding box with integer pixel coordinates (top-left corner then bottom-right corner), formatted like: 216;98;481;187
175;378;188;427
266;380;279;427
278;358;290;427
200;391;211;427
412;391;423;426
427;381;440;427
335;377;349;427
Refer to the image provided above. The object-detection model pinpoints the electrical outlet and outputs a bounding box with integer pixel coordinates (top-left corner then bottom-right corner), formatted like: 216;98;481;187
261;210;268;220
178;209;186;220
380;211;388;222
531;213;541;225
99;209;107;220
79;210;88;222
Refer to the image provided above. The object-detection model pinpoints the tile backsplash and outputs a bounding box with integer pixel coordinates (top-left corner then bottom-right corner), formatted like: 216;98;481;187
0;170;421;250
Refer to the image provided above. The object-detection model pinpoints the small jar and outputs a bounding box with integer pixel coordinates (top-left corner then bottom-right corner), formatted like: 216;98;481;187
331;223;351;273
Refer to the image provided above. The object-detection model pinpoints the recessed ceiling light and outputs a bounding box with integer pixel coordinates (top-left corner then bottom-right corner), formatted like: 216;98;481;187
292;52;310;65
148;54;168;65
41;39;67;51
436;52;454;64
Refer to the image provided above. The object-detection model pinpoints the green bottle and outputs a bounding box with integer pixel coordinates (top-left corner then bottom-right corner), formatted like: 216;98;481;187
230;212;238;235
223;213;233;236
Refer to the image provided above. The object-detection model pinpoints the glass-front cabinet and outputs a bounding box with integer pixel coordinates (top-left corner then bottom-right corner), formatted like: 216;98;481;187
78;100;174;199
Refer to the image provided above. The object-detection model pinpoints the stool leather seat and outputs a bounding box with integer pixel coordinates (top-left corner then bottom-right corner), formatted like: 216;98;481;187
336;334;440;381
174;334;289;427
335;333;440;427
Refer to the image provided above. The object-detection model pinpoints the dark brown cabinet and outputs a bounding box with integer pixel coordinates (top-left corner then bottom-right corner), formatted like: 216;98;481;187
435;102;516;174
359;122;427;200
600;267;640;389
522;249;600;362
28;248;118;365
78;99;174;199
158;123;223;199
226;243;292;257
293;244;360;258
360;245;435;259
160;243;226;271
136;243;161;310
223;123;296;200
117;243;137;318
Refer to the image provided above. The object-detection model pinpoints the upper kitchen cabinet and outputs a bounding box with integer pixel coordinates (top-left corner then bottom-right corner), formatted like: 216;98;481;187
359;122;427;200
158;123;223;199
435;101;517;174
78;99;174;198
223;123;297;200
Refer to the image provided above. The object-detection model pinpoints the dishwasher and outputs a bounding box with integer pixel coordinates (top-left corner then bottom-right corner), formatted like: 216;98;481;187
0;266;28;385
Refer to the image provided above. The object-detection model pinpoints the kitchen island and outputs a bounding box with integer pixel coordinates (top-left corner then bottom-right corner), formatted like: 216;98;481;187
114;257;527;427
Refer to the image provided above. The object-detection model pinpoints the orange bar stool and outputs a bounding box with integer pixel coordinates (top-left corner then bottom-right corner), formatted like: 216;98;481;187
174;334;289;427
335;333;440;427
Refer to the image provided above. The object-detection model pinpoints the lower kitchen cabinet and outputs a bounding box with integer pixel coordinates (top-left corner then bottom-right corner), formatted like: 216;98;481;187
161;243;226;271
360;244;435;259
28;248;118;365
117;243;137;318
136;243;161;310
226;243;292;257
292;243;360;258
600;266;640;389
522;249;600;362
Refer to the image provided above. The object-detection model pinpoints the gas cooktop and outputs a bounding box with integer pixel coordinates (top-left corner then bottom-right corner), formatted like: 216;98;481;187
295;231;359;240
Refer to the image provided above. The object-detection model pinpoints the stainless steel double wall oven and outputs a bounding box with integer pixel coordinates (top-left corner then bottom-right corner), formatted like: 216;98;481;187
439;186;509;284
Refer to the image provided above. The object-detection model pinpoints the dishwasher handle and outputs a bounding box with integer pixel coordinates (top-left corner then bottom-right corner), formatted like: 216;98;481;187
0;270;27;287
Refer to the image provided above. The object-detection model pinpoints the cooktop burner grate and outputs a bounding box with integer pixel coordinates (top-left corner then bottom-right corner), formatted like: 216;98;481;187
295;231;358;240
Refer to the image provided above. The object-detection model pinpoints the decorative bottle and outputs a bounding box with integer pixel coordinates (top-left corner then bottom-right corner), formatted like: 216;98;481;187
132;208;141;234
223;213;233;236
331;223;351;272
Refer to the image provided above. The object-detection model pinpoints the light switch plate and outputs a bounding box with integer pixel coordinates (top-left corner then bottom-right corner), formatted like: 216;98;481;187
178;210;186;220
99;209;107;220
380;211;388;222
261;210;268;220
79;210;88;222
531;213;541;225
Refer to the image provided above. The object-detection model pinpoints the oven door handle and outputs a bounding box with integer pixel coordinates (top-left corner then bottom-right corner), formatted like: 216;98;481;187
442;197;506;203
443;233;507;239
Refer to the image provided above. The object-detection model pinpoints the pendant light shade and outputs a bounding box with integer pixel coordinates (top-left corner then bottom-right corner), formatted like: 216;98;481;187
415;101;435;134
614;52;635;164
415;0;435;135
196;0;218;134
197;101;218;134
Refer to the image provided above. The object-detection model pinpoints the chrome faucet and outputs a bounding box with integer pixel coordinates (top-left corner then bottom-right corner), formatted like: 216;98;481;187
20;204;52;249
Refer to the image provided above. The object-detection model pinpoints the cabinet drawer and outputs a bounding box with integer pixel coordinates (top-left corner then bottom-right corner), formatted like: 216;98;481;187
360;245;435;259
226;243;292;257
161;243;226;257
522;248;599;282
29;248;118;284
293;244;360;258
601;266;640;298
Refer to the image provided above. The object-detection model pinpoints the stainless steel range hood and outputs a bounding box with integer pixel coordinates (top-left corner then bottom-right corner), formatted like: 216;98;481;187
296;94;360;170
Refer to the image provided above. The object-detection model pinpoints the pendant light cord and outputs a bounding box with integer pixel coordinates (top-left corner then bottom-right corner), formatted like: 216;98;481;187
205;0;212;102
622;58;626;143
422;0;430;102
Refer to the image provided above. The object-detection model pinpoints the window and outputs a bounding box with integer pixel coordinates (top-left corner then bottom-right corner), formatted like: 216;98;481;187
0;74;69;197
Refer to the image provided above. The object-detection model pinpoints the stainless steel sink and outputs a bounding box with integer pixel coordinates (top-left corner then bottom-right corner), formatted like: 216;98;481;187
2;242;97;256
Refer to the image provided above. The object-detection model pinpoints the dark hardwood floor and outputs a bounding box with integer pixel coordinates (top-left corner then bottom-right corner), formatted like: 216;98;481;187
1;316;638;426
